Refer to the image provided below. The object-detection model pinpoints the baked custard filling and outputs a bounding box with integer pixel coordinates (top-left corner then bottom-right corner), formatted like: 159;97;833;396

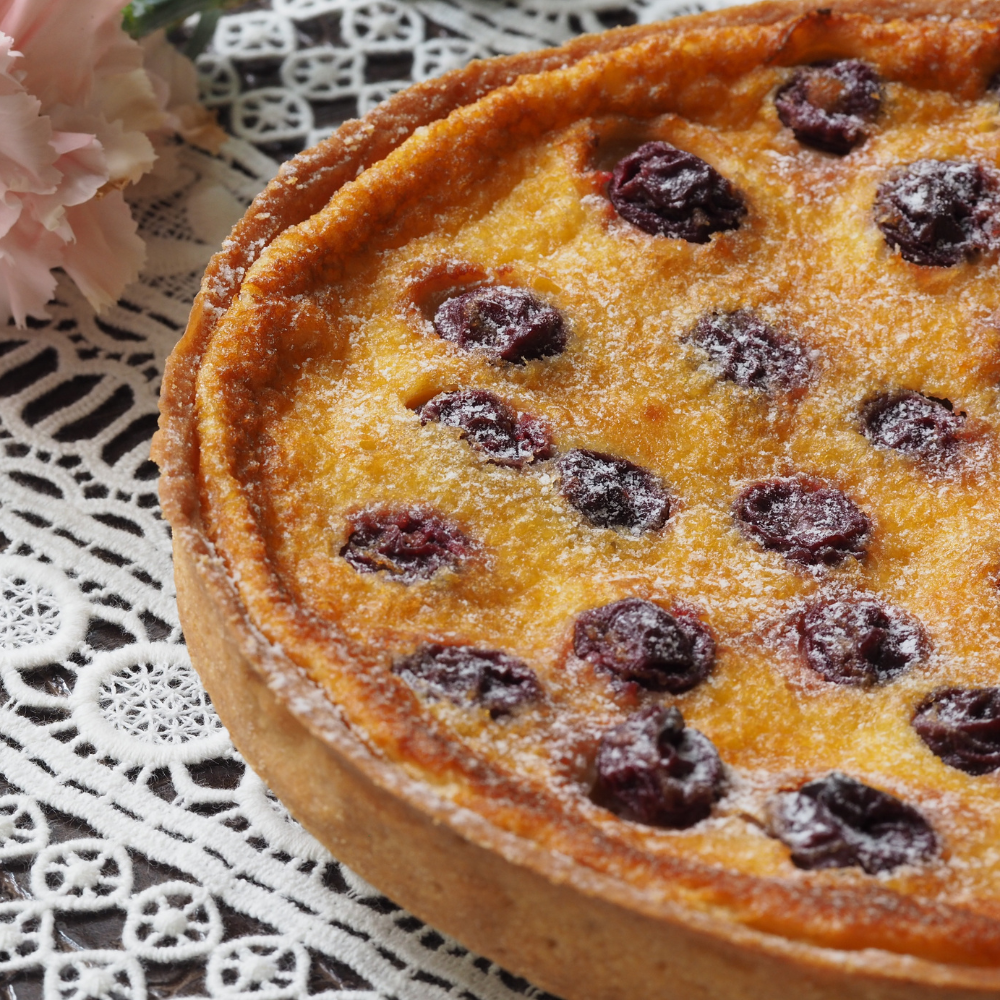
194;17;1000;962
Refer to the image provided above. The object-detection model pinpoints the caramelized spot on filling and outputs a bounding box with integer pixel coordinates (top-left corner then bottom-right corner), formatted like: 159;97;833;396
607;141;746;242
574;598;714;693
593;706;723;828
767;772;937;873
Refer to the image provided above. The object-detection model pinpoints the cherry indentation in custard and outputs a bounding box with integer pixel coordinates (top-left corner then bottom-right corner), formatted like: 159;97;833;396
767;772;936;874
861;390;966;459
797;598;927;686
689;310;810;392
733;478;869;566
574;598;714;693
419;389;552;467
433;285;567;363
593;705;723;828
775;60;881;154
558;449;670;533
912;687;1000;775
341;507;472;582
393;644;541;718
608;141;746;243
874;159;1000;267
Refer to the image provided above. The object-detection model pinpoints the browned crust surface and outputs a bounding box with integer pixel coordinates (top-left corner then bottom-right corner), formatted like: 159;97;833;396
155;4;1000;997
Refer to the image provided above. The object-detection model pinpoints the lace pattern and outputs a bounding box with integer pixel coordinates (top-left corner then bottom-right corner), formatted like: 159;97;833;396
196;0;736;155
0;2;742;997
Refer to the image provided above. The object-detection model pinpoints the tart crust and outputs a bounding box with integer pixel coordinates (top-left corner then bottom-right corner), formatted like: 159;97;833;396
156;4;1000;997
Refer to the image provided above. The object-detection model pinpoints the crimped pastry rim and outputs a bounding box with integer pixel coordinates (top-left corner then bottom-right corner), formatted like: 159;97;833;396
155;3;1000;995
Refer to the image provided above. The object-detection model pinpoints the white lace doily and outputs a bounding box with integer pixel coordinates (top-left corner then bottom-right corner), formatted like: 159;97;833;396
195;0;734;155
0;2;742;997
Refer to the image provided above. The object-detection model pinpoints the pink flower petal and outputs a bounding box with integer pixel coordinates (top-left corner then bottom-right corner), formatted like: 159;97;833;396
140;31;225;153
0;210;60;325
0;31;60;195
50;129;97;156
96;66;164;134
0;191;22;241
0;0;138;110
51;131;106;207
93;116;155;187
0;1;211;326
140;30;197;108
0;89;58;193
30;131;107;231
61;191;144;312
0;31;23;96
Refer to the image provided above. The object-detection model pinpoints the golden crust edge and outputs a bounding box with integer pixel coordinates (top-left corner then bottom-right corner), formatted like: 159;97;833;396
155;3;1000;995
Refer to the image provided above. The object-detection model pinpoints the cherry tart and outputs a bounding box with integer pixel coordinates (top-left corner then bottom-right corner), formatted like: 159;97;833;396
156;3;1000;998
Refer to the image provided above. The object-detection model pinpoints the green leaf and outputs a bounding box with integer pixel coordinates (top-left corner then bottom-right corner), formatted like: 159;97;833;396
183;8;224;57
122;0;238;39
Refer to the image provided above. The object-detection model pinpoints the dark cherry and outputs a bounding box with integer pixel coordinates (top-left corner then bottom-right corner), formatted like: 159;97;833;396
733;478;870;566
797;598;926;686
433;286;567;363
861;390;965;459
574;598;714;693
341;507;472;582
912;688;1000;775
593;706;723;828
419;389;552;467
608;141;746;243
874;159;1000;266
775;60;881;154
767;772;936;874
558;449;670;533
393;644;541;718
688;310;810;392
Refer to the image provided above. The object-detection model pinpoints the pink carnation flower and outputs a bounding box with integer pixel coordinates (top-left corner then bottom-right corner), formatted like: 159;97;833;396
0;0;217;327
